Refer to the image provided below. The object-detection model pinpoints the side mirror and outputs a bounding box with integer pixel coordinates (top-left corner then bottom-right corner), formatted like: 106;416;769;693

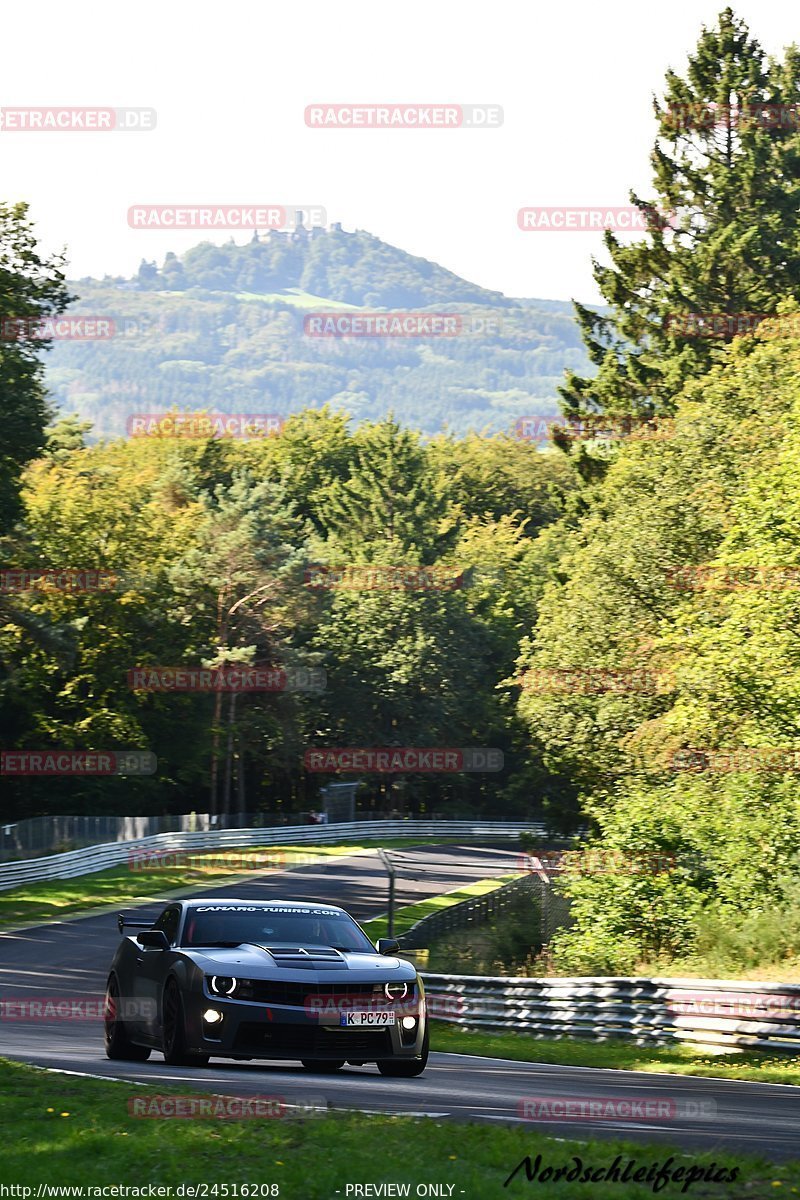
377;937;399;955
136;930;170;950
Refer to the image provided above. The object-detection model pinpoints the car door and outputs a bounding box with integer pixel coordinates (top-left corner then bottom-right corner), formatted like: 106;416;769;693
131;905;181;1039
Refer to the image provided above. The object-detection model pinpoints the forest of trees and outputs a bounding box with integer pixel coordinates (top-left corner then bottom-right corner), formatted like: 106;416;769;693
0;404;577;825
3;9;800;975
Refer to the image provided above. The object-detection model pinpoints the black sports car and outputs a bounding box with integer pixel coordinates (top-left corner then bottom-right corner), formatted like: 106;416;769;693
104;898;428;1076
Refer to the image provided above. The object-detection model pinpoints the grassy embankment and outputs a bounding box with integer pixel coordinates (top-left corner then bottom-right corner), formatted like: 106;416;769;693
0;1058;796;1194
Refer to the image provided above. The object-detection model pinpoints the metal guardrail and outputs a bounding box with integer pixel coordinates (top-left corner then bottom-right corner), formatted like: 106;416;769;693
0;812;291;862
0;820;548;892
420;973;800;1053
398;873;542;949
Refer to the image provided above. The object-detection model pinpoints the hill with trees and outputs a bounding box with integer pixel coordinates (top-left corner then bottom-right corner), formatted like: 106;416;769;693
46;227;590;439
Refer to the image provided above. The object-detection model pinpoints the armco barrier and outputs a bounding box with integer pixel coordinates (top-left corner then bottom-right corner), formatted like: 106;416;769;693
0;820;547;892
0;812;289;862
398;872;573;950
399;874;538;948
420;973;800;1053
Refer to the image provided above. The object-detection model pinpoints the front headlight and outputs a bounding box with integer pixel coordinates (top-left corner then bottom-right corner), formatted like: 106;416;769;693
385;981;408;1001
208;975;238;996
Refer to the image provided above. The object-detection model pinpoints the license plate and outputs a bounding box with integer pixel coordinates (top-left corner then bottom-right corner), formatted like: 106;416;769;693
340;1011;396;1026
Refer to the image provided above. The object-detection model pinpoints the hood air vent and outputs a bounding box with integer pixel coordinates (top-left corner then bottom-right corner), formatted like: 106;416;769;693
255;945;347;969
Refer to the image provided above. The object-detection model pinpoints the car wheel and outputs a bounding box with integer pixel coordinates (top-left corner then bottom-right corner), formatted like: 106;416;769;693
104;975;151;1061
376;1024;429;1077
301;1059;345;1072
162;979;209;1067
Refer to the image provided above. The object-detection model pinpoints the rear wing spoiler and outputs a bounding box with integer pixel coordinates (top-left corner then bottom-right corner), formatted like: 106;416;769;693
118;913;154;935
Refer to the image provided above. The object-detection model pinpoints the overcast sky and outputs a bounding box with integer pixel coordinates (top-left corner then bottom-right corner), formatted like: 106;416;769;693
1;0;795;304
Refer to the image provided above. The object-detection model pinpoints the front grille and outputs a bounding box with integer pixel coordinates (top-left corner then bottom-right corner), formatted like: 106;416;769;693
233;1023;393;1059
242;980;416;1006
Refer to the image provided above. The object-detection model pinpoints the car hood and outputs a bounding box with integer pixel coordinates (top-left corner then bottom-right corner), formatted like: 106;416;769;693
185;944;416;979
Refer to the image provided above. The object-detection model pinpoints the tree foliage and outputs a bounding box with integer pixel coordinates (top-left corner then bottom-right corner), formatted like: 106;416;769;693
560;9;800;448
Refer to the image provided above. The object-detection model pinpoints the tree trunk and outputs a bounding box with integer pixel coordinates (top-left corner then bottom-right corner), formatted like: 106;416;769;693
210;588;230;818
222;691;238;817
237;736;246;824
210;689;223;817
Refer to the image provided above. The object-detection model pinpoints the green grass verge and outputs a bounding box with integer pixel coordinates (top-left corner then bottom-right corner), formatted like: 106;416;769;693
431;1025;800;1086
0;845;366;929
361;874;517;942
0;838;475;930
0;1059;796;1194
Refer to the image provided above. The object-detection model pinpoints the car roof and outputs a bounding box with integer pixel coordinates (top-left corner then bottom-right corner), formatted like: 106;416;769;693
181;898;347;913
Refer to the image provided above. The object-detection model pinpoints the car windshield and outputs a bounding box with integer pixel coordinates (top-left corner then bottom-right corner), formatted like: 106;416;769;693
181;905;375;952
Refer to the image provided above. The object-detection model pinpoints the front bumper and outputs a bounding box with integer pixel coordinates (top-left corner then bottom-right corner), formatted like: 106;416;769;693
186;988;427;1061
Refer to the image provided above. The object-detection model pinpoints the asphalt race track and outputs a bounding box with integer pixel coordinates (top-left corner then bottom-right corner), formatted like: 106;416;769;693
1;844;798;1161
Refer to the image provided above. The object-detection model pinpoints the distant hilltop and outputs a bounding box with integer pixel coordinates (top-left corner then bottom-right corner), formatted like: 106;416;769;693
104;223;511;310
52;224;590;439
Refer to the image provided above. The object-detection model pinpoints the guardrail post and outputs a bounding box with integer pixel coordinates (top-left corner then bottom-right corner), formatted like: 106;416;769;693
378;848;396;937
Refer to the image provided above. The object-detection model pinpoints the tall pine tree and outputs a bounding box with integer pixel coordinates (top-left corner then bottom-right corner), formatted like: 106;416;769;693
317;415;453;560
559;8;800;461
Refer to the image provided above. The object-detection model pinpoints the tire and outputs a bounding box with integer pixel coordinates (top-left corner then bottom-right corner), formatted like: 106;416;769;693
377;1023;429;1077
301;1059;345;1072
104;975;151;1062
162;978;209;1067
